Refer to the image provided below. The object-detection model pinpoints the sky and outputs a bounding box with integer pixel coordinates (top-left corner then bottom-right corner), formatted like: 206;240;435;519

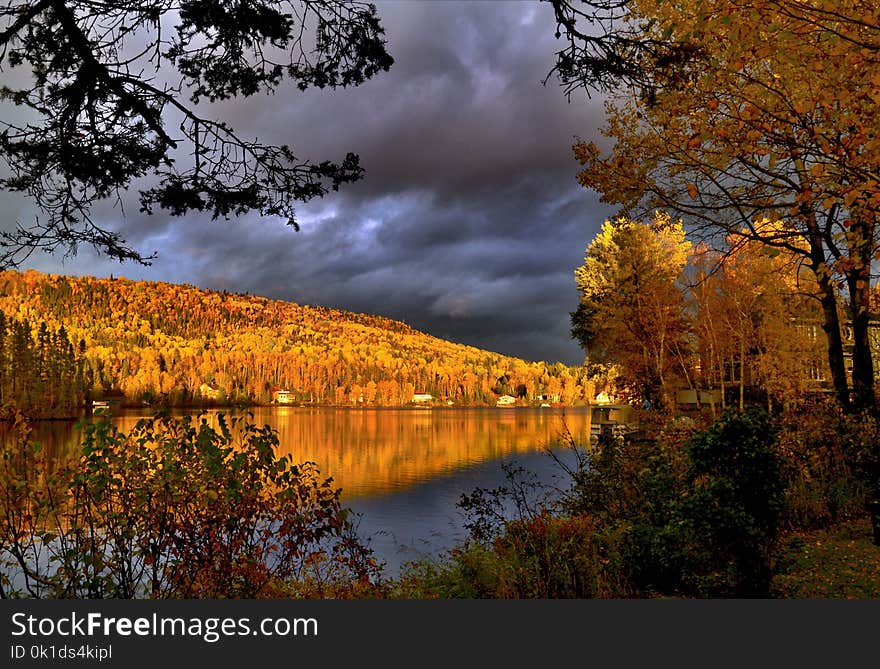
9;1;614;366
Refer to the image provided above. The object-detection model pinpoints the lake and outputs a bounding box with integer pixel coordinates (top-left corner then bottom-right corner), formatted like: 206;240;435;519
7;406;597;574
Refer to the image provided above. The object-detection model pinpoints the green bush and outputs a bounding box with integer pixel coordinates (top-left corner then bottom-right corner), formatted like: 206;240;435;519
562;409;786;597
559;423;692;596
681;408;786;596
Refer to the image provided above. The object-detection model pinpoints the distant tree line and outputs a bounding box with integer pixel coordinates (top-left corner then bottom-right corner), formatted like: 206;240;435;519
0;313;87;418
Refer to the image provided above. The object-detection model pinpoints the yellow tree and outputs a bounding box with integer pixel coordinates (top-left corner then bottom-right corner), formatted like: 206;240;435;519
573;212;692;408
689;242;730;407
690;229;824;411
567;0;880;410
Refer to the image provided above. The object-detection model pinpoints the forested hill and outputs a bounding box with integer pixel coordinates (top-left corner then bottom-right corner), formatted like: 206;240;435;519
0;270;592;411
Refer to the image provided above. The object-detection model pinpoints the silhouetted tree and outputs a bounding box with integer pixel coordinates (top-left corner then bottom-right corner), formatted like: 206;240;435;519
0;1;393;266
544;0;701;97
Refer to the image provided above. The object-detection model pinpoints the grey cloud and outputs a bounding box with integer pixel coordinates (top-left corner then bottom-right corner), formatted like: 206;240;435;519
13;1;615;366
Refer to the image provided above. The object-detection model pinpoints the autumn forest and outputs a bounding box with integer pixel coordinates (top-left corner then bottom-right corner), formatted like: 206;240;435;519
0;269;594;417
1;0;880;606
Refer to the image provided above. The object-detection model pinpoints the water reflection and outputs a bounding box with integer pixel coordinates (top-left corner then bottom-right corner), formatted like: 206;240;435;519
349;445;586;572
3;408;593;500
2;407;595;574
261;407;591;499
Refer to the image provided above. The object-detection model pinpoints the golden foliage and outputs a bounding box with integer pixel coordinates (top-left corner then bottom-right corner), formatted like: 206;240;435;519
0;270;592;407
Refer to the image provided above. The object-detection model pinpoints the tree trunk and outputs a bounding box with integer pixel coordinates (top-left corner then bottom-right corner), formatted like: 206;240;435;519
739;337;745;412
706;340;717;418
720;362;726;410
846;254;876;411
815;268;850;410
801;194;850;410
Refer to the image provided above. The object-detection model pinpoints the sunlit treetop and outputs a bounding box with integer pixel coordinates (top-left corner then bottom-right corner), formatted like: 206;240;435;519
561;0;880;409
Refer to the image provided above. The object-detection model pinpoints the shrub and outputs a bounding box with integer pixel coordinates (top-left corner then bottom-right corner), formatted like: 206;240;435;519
832;409;880;545
482;512;604;598
394;513;614;599
776;401;869;530
0;412;384;598
681;408;786;596
395;458;620;598
556;423;692;596
562;409;786;597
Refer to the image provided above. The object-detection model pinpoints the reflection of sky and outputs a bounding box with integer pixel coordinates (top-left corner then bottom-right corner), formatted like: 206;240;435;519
5;1;612;366
349;446;584;576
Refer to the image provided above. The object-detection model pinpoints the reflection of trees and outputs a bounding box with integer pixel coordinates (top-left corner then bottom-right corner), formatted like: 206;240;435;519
0;419;81;463
258;408;594;498
3;409;594;500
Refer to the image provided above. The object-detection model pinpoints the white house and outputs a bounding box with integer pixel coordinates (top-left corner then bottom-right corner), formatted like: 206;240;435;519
272;388;294;404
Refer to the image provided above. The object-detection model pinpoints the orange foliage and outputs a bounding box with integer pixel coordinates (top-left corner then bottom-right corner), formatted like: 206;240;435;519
0;270;592;407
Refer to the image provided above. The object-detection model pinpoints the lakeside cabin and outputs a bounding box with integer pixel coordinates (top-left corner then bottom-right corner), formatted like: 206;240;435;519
496;394;516;407
271;388;294;404
412;393;433;404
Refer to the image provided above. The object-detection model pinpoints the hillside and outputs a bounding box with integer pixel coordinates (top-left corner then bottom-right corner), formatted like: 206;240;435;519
0;270;593;411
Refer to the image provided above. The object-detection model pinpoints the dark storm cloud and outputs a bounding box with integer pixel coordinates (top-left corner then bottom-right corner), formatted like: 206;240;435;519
19;1;614;365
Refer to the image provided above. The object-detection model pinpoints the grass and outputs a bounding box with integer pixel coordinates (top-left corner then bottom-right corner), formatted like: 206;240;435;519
772;517;880;599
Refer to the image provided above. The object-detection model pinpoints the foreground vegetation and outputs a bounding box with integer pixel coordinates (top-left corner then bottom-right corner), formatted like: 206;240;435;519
2;401;877;599
0;412;384;598
393;402;880;599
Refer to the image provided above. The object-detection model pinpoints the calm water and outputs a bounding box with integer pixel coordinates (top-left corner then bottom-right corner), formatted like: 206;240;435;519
7;407;595;573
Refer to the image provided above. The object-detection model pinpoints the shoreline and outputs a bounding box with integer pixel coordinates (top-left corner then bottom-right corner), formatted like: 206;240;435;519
2;402;596;422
